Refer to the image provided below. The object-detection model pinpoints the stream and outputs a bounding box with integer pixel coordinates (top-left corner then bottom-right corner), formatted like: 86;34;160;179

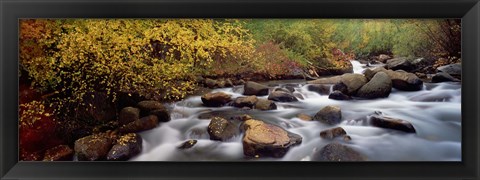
131;61;461;161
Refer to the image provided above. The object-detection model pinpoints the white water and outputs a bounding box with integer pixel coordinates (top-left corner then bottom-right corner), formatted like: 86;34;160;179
131;60;461;161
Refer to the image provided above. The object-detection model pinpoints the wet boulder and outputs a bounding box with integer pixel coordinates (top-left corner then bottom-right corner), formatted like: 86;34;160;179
243;81;269;96
313;106;342;125
137;100;170;122
119;115;159;134
390;71;424;91
106;133;142;161
370;115;416;133
74;133;114;161
332;82;348;94
437;63;461;77
364;67;423;91
307;84;331;95
118;107;140;125
320;127;347;139
242;119;302;158
312;142;367;161
432;72;460;83
204;78;217;88
356;72;392;99
201;92;232;107
43;145;74;161
339;73;368;95
267;91;298;102
233;96;258;108
207;117;238;141
177;139;198;149
225;79;234;87
254;99;277;111
386;57;414;71
328;90;352;100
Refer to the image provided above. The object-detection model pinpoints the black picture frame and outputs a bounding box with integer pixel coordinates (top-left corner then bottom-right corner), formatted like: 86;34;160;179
1;0;479;179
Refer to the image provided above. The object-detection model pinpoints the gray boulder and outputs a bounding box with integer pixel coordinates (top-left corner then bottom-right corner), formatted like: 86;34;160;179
118;107;140;126
432;72;460;83
74;133;114;161
207;117;238;141
437;63;461;77
233;96;258;108
254;99;277;111
268;91;298;102
243;81;269;96
386;57;414;71
328;90;351;100
201;92;232;107
106;133;142;161
313;106;342;125
370;115;416;133
312;142;367;161
356;72;392;99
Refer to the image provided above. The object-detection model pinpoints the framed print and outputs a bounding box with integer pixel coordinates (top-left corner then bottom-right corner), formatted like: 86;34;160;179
1;0;479;179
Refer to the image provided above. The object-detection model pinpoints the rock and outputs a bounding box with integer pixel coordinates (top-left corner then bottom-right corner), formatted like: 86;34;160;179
390;71;423;91
233;96;258;108
332;82;348;94
312;142;367;161
267;91;298;102
225;79;234;87
415;72;427;79
320;127;347;139
207;117;238;141
201;92;232;107
386;57;414;71
43;145;74;161
437;63;461;77
195;76;205;84
370;115;416;133
118;107;140;125
297;113;312;121
137;100;170;122
74;133;114;161
307;84;331;95
378;54;392;62
218;79;227;88
178;139;198;149
307;75;343;84
205;78;217;88
106;133;142;161
328;90;351;100
356;72;392;99
119;115;159;133
274;88;291;93
242;119;302;158
254;99;277;111
243;81;269;96
313;106;342;125
343;135;352;142
339;73;368;95
432;72;460;83
364;67;423;91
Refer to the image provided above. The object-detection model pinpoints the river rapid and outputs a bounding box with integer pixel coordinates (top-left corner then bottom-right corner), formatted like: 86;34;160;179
131;61;461;161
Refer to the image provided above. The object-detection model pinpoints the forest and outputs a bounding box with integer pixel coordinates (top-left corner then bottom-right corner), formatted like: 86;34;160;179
20;19;461;161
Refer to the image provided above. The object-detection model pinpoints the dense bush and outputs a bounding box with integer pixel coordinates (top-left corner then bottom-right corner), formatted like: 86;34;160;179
20;19;254;103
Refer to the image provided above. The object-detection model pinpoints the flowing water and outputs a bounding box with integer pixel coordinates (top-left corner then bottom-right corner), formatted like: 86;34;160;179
131;61;461;161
